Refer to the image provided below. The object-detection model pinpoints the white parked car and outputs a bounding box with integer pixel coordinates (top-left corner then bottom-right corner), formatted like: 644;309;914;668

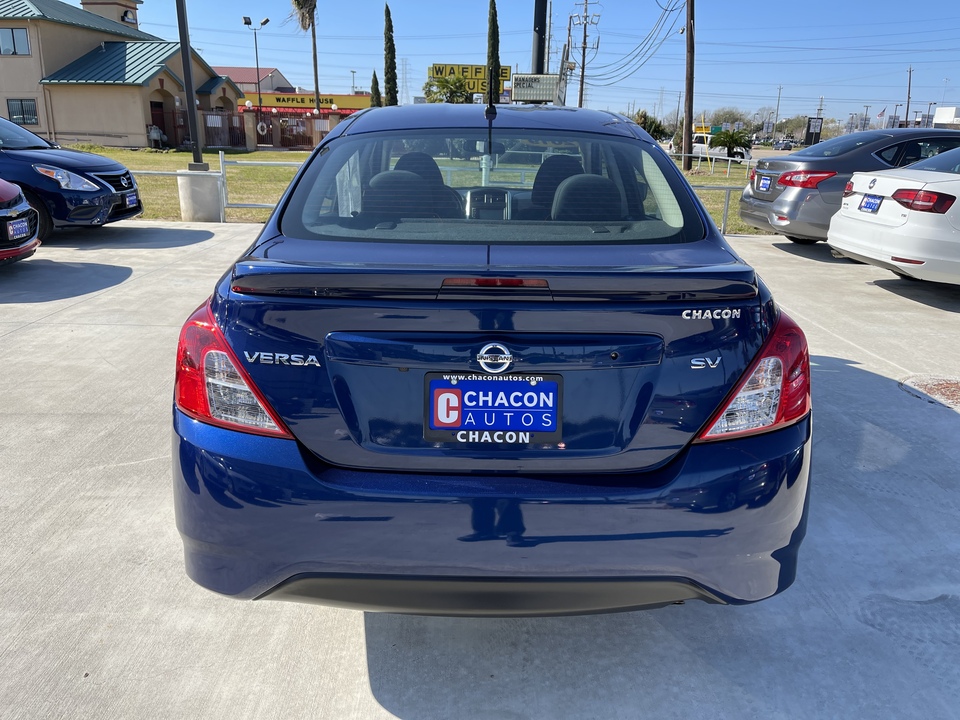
692;133;752;163
828;146;960;284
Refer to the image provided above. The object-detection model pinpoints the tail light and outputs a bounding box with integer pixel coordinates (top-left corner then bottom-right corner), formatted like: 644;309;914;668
891;188;956;213
175;300;293;438
777;171;837;189
843;181;855;197
749;168;756;183
696;311;810;442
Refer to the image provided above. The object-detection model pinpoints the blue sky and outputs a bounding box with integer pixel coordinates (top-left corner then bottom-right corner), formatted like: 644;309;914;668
127;0;960;123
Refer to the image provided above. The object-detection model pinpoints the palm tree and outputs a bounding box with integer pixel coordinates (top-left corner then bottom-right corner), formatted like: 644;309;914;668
422;74;471;104
290;0;320;111
710;129;752;158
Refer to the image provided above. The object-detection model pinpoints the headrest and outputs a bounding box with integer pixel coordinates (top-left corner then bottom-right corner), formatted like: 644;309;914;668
551;174;623;222
531;155;584;207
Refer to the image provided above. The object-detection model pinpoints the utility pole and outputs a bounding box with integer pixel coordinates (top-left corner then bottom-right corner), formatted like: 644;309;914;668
573;0;599;107
862;105;871;131
905;66;912;127
532;0;547;74
681;0;694;170
773;85;782;143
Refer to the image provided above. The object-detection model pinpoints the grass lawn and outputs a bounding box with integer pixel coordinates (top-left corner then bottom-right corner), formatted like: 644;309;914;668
79;145;759;234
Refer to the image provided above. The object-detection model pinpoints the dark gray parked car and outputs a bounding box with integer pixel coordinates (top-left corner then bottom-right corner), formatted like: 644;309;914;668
740;128;960;243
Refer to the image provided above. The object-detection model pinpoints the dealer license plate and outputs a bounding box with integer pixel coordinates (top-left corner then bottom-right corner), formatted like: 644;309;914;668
6;217;31;241
124;192;138;208
859;194;882;213
758;175;772;192
424;372;562;445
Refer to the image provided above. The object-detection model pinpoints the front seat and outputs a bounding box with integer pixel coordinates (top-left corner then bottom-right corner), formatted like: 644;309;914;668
551;175;623;222
514;154;584;220
900;145;922;165
393;152;463;217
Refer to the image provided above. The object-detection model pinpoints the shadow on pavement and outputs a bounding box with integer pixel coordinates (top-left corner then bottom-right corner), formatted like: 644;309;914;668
770;240;850;264
40;224;215;250
871;277;960;313
0;259;133;303
362;354;960;719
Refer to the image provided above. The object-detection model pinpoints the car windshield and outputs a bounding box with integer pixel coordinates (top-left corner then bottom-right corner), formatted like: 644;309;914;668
792;131;889;158
907;146;960;174
0;118;52;150
281;128;705;244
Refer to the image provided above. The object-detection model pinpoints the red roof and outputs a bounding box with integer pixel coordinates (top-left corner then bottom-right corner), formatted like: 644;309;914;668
211;66;277;84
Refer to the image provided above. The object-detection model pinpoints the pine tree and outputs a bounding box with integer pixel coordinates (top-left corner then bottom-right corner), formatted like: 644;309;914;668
384;4;398;106
370;71;382;107
486;0;501;104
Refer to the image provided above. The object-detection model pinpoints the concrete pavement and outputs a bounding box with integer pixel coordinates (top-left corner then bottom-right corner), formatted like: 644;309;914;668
1;221;959;719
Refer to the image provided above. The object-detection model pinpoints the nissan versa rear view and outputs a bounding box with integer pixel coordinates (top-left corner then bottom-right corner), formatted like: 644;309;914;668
173;104;812;617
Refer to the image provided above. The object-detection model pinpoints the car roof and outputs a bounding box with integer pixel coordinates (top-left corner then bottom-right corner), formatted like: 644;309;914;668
332;103;646;140
842;128;960;143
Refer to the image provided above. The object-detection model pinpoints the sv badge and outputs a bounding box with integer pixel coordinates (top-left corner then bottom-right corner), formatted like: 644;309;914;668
691;356;721;369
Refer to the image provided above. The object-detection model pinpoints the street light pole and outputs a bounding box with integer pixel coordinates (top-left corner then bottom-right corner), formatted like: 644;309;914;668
243;17;269;131
893;103;902;128
927;101;937;127
351;70;356;94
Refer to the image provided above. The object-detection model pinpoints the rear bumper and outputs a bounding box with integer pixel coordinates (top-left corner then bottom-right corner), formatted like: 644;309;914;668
739;189;835;240
262;575;725;617
173;410;812;615
829;215;960;285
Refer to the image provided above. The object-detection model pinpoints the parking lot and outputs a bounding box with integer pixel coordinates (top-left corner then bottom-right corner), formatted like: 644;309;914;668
2;220;960;719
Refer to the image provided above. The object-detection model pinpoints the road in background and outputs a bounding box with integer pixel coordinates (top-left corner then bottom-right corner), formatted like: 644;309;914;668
1;222;959;719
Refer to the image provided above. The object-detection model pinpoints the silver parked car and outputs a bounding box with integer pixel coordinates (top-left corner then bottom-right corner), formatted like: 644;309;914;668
740;128;960;243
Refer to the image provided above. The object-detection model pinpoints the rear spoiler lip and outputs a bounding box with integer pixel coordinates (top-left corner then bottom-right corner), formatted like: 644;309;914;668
230;262;758;302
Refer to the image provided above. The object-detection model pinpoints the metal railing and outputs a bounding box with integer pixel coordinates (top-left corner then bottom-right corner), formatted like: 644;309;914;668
129;168;225;222
218;150;302;210
669;152;756;177
690;185;743;233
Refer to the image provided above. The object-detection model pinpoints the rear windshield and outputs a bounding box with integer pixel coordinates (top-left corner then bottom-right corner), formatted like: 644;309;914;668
908;146;960;174
281;128;705;244
792;131;889;158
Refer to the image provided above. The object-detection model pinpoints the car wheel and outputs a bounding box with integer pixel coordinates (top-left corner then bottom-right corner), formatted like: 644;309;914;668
22;189;53;241
785;236;820;245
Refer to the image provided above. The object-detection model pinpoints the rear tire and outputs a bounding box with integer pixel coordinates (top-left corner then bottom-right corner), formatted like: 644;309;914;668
22;189;52;241
785;235;820;245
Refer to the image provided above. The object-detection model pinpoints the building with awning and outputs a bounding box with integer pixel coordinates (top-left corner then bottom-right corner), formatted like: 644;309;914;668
0;0;243;147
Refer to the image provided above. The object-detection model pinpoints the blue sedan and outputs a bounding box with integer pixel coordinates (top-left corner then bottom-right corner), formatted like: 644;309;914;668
0;116;142;240
173;103;812;616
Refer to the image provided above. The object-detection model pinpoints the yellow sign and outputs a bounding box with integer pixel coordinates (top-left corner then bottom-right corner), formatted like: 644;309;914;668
259;93;369;110
428;64;511;94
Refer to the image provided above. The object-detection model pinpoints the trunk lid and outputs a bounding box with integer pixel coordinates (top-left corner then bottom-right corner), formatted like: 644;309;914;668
217;238;764;475
840;170;955;228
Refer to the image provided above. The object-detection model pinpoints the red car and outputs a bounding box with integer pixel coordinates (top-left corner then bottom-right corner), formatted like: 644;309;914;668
0;177;39;266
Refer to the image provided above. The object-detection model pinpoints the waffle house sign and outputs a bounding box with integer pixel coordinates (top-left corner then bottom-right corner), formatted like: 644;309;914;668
428;64;511;93
259;94;370;111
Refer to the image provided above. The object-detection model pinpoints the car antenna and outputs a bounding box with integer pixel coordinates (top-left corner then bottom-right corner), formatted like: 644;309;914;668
484;65;497;122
